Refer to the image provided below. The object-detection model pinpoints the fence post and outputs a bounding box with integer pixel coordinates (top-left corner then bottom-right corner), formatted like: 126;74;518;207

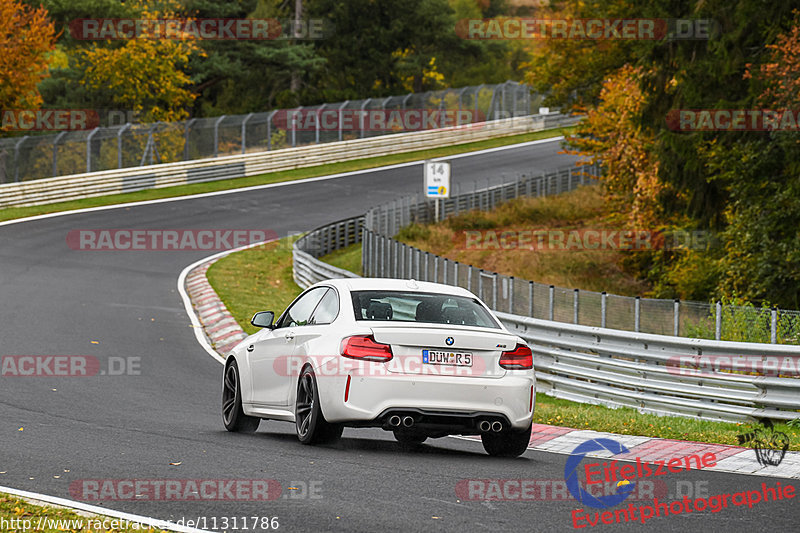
492;273;498;310
315;104;326;144
601;292;607;328
360;99;371;138
433;255;439;283
361;229;368;276
548;285;554;321
715;300;722;340
528;281;534;317
183;118;196;160
468;265;473;293
771;307;778;344
116;124;130;169
337;101;349;142
213;115;226;157
674;299;680;337
241;112;254;154
442;258;448;284
454;261;459;287
266;110;277;150
424;252;429;282
85;128;99;173
478;269;484;300
52;131;67;176
509;276;514;314
573;288;579;324
634;296;641;333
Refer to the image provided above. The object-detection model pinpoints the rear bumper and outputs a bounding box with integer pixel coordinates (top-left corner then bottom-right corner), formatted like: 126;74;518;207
318;367;535;431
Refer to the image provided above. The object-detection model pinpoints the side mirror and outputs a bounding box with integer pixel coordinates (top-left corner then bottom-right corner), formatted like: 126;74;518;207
251;311;275;329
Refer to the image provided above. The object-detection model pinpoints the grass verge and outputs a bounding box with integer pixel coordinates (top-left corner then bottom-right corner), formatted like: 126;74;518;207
0;493;165;532
206;237;800;449
0;127;574;224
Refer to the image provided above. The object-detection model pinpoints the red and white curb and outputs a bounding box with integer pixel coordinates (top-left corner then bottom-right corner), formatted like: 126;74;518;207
462;423;800;478
184;261;248;357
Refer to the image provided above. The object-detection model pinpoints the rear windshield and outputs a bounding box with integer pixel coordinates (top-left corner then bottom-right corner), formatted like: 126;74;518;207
351;290;501;329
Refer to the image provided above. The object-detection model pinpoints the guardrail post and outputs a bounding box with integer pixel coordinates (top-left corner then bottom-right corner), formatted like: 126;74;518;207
573;288;579;324
634;296;641;333
771;307;778;344
52;131;67;176
548;285;555;321
116;124;130;168
86;128;99;173
213;115;226;158
674;299;680;336
509;276;514;314
601;291;607;328
241;113;254;154
528;281;534;317
715;300;722;340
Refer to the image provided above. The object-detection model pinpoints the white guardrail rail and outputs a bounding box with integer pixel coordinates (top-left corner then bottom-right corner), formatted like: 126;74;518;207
292;177;800;424
0;113;577;208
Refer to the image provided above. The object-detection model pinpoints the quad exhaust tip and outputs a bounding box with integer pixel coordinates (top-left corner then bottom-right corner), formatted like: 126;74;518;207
388;415;402;427
402;416;415;427
479;420;492;432
491;421;503;432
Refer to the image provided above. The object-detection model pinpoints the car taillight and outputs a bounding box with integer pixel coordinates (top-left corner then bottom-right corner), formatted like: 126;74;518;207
340;335;393;362
499;343;533;370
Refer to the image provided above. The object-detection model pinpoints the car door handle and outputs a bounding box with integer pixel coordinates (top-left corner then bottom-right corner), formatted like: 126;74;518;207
247;345;254;352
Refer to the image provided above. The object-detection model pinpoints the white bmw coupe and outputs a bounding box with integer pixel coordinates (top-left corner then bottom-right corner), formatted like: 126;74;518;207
222;278;535;457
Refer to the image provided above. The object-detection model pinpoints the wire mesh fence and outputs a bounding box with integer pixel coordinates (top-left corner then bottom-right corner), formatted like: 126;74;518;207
0;81;541;184
341;162;800;344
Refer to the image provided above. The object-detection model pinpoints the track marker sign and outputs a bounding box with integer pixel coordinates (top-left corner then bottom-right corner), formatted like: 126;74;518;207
425;161;450;198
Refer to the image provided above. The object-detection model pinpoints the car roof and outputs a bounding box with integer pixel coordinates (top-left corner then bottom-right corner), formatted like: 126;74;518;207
312;278;479;299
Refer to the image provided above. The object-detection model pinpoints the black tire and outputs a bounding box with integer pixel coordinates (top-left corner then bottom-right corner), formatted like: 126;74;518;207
481;424;532;457
295;367;343;445
222;359;260;433
393;430;428;445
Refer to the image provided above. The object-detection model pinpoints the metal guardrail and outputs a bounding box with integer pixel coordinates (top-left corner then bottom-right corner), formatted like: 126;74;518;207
0;113;577;208
292;162;800;423
498;312;800;423
0;81;537;184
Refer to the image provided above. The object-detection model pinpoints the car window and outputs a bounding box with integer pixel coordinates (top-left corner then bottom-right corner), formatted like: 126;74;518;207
276;287;327;328
309;288;339;325
350;290;500;329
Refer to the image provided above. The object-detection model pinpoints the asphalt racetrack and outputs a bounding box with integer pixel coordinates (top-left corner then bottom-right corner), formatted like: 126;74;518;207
0;139;796;532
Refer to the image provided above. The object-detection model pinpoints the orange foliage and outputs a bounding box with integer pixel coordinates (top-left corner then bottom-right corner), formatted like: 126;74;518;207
746;12;800;108
566;65;662;226
0;0;56;112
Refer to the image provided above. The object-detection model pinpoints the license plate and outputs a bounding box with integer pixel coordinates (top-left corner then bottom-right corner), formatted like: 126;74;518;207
422;349;473;367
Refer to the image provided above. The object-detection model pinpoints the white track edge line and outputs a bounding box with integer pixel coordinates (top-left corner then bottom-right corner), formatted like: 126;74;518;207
0;485;210;533
0;136;564;229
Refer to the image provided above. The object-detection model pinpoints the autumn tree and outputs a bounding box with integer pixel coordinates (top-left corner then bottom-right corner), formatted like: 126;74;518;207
79;0;198;123
0;0;56;115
